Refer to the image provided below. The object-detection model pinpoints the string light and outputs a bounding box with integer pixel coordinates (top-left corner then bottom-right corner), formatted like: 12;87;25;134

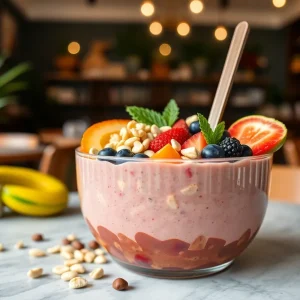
149;21;163;35
189;0;204;14
272;0;286;8
159;43;172;56
214;26;227;41
68;42;80;54
141;1;155;17
177;22;191;36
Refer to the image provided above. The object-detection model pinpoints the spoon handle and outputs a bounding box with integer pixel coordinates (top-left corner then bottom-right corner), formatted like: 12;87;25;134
208;21;250;130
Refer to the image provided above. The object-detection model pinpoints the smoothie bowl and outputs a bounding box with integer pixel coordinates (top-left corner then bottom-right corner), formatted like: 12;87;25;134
76;101;286;278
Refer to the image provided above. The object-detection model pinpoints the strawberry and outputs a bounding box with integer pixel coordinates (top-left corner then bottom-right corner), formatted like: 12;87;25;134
149;128;190;152
173;119;189;135
181;132;207;152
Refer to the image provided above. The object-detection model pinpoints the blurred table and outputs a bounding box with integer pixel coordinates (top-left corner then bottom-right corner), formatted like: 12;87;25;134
1;193;300;300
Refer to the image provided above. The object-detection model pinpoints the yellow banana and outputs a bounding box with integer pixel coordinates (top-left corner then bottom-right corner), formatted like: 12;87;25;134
0;166;68;216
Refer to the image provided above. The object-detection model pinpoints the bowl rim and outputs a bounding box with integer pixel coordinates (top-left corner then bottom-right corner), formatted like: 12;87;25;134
75;147;273;163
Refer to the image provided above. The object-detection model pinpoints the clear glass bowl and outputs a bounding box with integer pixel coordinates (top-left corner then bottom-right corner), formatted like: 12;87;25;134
76;149;272;278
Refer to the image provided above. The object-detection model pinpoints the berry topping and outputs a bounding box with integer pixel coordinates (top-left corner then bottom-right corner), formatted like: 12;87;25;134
201;145;225;158
220;130;231;142
189;121;201;134
81;119;130;153
219;137;243;157
98;148;117;157
151;144;181;159
181;132;207;153
241;145;253;157
133;153;149;158
173;119;190;135
115;149;134;157
149;128;190;153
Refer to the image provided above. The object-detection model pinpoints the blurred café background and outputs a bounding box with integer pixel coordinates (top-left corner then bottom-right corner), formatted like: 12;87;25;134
0;0;300;197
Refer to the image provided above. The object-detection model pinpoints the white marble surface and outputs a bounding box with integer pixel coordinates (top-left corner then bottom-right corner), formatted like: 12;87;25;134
1;193;300;300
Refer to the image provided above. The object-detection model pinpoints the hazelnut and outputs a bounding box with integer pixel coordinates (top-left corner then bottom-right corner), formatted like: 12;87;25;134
72;240;84;250
32;233;44;242
112;278;128;291
62;238;71;245
88;240;99;250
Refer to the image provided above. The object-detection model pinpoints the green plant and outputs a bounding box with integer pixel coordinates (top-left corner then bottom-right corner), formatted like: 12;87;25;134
0;56;32;111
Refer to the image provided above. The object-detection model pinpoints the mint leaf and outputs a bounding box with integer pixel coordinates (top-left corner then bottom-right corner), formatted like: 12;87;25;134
126;106;167;127
213;121;225;144
197;113;225;144
198;113;214;144
162;99;180;126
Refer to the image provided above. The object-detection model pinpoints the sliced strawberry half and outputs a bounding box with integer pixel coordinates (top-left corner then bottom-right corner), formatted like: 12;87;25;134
228;115;287;155
173;119;190;135
149;128;190;152
81;119;130;153
181;132;207;152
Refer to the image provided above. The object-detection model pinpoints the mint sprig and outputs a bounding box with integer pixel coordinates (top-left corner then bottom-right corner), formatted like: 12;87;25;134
197;113;225;144
126;99;179;127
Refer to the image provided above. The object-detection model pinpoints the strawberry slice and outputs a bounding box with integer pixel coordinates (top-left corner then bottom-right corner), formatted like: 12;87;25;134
149;128;190;153
181;132;207;152
173;119;189;135
81;119;130;153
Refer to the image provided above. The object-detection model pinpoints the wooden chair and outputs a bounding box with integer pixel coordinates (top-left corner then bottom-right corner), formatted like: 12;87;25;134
283;138;300;166
270;165;300;204
39;138;80;191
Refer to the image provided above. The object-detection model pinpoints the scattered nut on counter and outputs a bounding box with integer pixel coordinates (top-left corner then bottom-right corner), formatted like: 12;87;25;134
74;250;84;262
27;267;43;278
61;271;78;281
94;255;107;264
89;268;104;279
69;277;88;289
70;263;86;274
15;241;24;249
31;233;44;242
0;243;4;251
64;259;80;267
72;240;84;250
61;238;71;245
88;240;99;250
47;245;61;254
112;278;128;291
52;265;70;275
29;248;46;257
94;248;105;256
67;234;77;242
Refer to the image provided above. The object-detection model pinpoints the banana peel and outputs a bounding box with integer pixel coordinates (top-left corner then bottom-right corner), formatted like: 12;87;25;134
0;166;68;217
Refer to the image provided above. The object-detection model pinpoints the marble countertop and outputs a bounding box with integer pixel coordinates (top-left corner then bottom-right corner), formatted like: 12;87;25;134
1;193;300;300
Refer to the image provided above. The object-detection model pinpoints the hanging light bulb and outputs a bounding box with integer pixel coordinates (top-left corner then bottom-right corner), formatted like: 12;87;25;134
272;0;286;8
141;1;155;17
214;26;227;41
68;42;80;54
149;21;163;35
189;0;204;14
177;22;191;36
159;43;172;56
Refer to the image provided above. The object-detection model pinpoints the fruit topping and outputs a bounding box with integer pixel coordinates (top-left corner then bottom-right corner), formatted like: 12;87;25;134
189;121;201;134
241;145;253;157
173;119;190;135
219;137;243;157
151;144;181;159
201;145;225;159
149;128;190;152
116;149;134;157
181;132;207;153
133;153;149;158
98;147;117;157
81;119;130;153
220;130;231;142
228;115;287;155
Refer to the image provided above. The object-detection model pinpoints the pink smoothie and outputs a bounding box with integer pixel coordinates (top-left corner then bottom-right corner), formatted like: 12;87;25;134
76;152;272;270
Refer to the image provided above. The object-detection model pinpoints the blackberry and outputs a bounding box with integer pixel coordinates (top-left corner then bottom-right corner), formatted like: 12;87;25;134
219;137;242;157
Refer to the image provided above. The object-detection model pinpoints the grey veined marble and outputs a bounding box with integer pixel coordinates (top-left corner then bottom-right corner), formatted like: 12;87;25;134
1;193;300;300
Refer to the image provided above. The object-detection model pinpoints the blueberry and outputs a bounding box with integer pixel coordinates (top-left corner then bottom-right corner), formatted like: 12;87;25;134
133;153;149;158
115;149;134;157
220;130;231;142
201;144;225;159
241;145;253;157
98;147;117;156
189;121;201;134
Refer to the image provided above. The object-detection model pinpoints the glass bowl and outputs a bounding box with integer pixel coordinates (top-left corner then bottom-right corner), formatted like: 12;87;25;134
76;149;272;278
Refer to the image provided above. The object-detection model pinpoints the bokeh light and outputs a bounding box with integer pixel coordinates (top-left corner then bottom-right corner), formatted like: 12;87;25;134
141;1;155;17
68;42;80;54
159;43;172;56
272;0;286;8
189;0;204;14
177;22;191;36
149;21;163;35
214;26;228;41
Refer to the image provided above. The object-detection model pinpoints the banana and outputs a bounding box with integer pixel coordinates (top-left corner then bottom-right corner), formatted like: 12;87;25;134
0;166;68;216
